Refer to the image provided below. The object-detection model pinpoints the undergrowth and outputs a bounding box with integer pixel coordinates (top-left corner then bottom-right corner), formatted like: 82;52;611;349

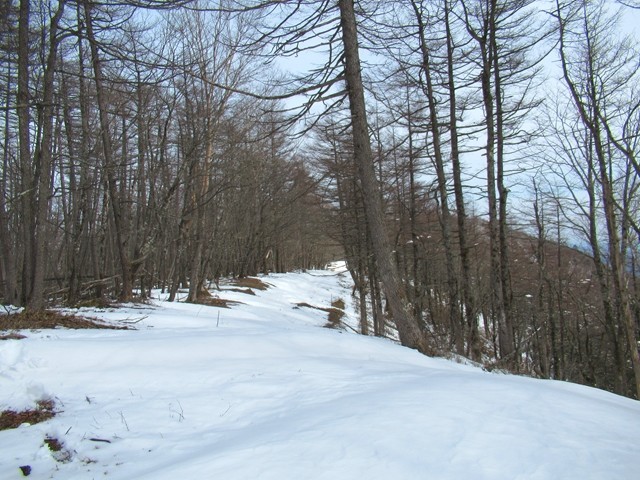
0;399;57;431
230;277;270;291
0;310;128;332
295;299;346;329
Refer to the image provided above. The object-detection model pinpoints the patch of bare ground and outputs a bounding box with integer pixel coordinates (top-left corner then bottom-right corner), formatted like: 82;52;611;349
230;277;270;291
194;297;243;309
44;435;72;462
0;332;27;340
73;296;117;309
327;299;345;328
0;399;57;431
224;287;256;295
295;299;345;329
0;310;129;332
44;435;64;451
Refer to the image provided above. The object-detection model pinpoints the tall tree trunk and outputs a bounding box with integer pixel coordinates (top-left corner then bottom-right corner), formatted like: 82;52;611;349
587;152;625;391
467;0;515;364
1;69;18;305
82;0;133;301
411;0;462;354
480;33;506;360
490;0;516;365
338;0;427;353
556;0;640;397
532;187;550;378
27;1;67;310
405;101;422;321
17;0;32;306
445;0;480;360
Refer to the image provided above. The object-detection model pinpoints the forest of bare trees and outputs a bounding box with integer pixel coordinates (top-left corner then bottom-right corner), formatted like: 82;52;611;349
1;0;639;399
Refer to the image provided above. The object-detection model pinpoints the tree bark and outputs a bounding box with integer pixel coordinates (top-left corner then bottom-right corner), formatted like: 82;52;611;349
338;0;427;353
0;68;18;305
556;0;640;398
82;0;133;301
444;0;480;360
411;0;462;354
490;0;516;365
27;1;67;310
17;0;32;306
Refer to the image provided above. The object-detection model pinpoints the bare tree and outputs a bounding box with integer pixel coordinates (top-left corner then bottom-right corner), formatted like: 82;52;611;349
554;0;640;398
338;0;427;351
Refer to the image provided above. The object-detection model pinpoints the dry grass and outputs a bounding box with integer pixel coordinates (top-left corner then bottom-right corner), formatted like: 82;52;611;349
224;287;256;296
195;297;242;309
45;435;72;462
295;299;345;329
331;298;345;310
326;299;346;328
230;277;270;291
0;332;27;341
44;435;64;452
0;399;56;431
73;297;116;309
0;310;128;332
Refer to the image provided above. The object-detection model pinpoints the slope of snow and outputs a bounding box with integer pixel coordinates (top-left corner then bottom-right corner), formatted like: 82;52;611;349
1;266;639;479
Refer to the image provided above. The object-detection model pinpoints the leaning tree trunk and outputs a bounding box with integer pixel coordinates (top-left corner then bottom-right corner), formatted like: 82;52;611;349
338;0;427;353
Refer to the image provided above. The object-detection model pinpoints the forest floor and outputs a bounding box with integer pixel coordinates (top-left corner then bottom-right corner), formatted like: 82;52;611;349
1;263;639;479
0;309;128;333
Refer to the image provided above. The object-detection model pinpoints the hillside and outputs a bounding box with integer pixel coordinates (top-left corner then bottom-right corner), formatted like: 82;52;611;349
1;265;639;479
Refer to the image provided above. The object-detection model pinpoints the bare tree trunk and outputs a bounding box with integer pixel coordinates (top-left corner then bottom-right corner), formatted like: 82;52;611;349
76;18;104;300
0;70;18;305
556;0;640;397
27;1;67;310
17;0;33;306
406;119;422;322
411;0;462;354
465;0;515;363
490;2;516;366
532;186;550;378
444;0;480;360
338;0;427;353
82;0;133;301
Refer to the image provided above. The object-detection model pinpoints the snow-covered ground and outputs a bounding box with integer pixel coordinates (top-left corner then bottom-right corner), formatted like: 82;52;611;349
1;265;639;479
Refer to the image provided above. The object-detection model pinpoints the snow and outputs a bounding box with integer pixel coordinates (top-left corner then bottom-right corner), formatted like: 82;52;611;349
1;265;639;479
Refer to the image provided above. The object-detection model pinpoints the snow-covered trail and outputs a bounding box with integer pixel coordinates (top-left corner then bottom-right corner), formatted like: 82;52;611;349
1;267;639;479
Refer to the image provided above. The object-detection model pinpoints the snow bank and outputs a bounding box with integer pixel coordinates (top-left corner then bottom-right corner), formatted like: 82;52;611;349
1;269;639;479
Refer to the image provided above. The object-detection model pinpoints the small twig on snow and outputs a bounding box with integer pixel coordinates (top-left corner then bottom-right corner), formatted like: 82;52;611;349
119;411;129;431
119;315;148;324
220;402;231;417
89;437;112;443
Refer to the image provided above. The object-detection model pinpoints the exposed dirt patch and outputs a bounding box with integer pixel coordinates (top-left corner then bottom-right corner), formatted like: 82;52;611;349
73;297;117;309
295;299;345;329
45;435;72;462
0;399;57;431
224;287;256;296
195;297;243;309
230;277;270;291
44;435;64;452
326;299;346;328
0;332;27;341
0;310;128;331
